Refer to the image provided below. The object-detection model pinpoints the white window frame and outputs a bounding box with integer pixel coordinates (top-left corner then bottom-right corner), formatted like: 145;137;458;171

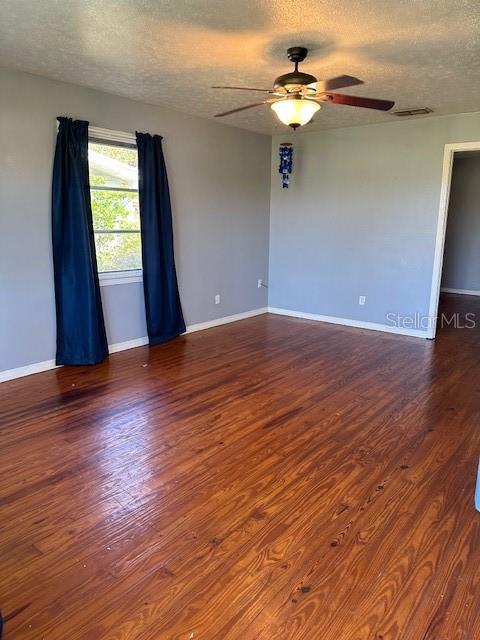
88;126;142;287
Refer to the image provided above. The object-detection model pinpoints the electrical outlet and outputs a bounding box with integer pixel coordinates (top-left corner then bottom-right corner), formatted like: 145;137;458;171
359;295;366;306
258;279;263;289
215;294;221;305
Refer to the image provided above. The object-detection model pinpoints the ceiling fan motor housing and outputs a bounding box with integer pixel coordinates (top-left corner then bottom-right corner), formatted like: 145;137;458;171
274;71;317;89
274;47;317;90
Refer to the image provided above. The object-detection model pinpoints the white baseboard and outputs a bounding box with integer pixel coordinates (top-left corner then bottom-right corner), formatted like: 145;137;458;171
441;287;480;297
267;307;429;339
108;336;149;353
2;304;429;383
0;359;59;384
185;307;268;333
0;307;268;383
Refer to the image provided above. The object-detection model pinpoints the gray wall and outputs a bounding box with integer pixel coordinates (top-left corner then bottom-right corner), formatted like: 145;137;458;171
269;112;480;331
0;68;271;372
3;65;480;373
442;155;480;292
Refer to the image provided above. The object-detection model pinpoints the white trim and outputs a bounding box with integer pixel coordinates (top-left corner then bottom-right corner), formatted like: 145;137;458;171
99;270;143;286
267;307;428;339
0;359;59;383
441;287;480;296
108;336;149;353
428;141;480;338
0;304;435;383
88;126;136;146
0;308;268;383
185;307;268;334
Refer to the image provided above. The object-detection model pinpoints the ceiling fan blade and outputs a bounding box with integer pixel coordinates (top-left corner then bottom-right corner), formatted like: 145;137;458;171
307;75;364;92
324;93;395;111
214;100;273;117
212;85;273;93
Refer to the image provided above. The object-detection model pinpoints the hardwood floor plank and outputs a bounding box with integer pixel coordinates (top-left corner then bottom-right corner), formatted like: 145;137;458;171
1;295;479;639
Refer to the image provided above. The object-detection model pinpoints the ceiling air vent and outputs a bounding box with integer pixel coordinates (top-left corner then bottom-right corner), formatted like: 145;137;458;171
393;107;433;117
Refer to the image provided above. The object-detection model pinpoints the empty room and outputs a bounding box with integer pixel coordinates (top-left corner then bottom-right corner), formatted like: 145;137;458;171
1;1;480;638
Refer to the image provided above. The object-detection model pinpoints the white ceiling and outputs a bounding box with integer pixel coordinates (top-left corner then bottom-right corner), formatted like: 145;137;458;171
1;0;479;135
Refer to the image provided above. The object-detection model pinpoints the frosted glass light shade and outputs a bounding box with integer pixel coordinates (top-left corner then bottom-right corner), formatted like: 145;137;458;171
271;99;320;128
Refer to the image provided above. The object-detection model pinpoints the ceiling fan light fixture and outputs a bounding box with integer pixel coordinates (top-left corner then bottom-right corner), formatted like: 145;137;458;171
271;98;320;129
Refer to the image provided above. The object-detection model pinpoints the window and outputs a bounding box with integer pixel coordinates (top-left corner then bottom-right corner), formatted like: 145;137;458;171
88;135;142;284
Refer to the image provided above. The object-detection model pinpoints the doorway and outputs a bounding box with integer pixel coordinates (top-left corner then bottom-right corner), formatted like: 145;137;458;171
428;142;480;337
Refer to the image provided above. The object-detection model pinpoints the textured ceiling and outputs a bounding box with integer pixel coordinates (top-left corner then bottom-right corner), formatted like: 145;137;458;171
1;0;479;135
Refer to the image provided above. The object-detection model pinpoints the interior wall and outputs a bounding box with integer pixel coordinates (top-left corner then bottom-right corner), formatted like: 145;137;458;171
269;112;480;333
441;155;480;293
0;67;271;373
2;65;480;375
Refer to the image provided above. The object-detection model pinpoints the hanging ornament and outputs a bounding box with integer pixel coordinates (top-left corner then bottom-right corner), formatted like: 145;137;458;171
279;142;293;188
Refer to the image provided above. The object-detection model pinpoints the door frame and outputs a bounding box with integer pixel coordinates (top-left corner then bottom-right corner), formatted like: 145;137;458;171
427;141;480;338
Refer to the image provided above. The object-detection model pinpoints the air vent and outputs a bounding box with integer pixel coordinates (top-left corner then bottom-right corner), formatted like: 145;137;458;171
393;107;433;117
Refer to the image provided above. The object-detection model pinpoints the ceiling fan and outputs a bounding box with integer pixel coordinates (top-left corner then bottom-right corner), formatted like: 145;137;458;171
213;47;395;129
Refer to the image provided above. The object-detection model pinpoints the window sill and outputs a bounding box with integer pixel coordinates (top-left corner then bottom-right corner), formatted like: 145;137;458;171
99;270;143;287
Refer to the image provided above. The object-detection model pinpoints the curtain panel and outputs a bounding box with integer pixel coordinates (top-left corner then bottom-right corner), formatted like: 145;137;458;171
136;132;186;345
51;117;108;365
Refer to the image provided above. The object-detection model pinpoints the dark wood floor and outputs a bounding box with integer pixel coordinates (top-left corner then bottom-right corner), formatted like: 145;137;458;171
1;295;479;639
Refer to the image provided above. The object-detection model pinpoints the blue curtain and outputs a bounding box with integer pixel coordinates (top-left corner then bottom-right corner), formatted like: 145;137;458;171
136;132;186;344
52;117;108;365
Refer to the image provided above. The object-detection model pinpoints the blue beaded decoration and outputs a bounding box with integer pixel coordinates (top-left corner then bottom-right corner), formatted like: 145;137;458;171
279;143;293;188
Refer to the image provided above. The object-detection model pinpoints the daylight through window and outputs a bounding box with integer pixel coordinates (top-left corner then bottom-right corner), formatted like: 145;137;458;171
88;141;142;273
